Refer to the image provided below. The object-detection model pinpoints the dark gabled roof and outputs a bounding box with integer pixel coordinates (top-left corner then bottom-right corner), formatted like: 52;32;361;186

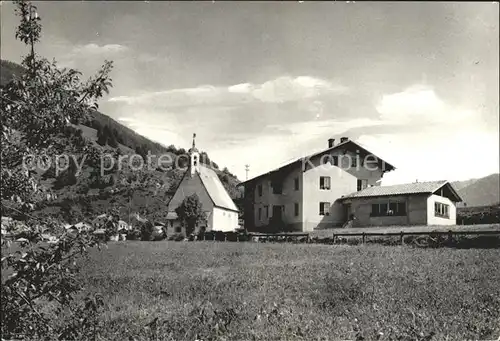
238;139;396;186
339;180;463;202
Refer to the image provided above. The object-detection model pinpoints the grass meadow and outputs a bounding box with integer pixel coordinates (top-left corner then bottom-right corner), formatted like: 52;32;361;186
77;241;500;341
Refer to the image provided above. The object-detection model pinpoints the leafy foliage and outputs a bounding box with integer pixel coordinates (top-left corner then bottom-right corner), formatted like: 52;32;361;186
1;1;114;339
457;204;500;225
140;220;155;241
175;193;207;236
1;227;106;339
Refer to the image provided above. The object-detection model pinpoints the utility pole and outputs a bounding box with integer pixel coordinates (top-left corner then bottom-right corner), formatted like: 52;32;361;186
245;164;249;180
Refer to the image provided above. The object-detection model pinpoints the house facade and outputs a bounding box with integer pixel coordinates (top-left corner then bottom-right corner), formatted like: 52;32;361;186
339;181;462;227
240;137;396;232
166;134;239;236
118;220;129;231
240;137;462;231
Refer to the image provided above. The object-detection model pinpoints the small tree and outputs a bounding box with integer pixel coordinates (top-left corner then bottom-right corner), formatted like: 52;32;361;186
175;193;207;236
96;125;107;146
107;132;118;148
140;220;155;241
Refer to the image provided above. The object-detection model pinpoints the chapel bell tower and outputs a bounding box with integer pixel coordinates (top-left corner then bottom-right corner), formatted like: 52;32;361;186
188;133;200;177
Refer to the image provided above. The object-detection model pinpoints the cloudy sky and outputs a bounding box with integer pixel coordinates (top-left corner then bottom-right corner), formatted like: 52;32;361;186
1;1;498;184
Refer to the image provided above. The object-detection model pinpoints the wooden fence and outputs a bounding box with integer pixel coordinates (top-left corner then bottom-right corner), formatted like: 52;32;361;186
324;229;500;245
198;229;500;246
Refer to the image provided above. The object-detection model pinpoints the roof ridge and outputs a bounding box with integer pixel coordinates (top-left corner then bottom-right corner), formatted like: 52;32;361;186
198;166;239;212
380;179;447;187
341;179;461;202
240;139;395;184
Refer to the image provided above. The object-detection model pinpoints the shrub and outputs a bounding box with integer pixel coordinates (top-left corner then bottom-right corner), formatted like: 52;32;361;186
76;184;90;195
126;229;141;240
168;233;185;241
140;221;154;241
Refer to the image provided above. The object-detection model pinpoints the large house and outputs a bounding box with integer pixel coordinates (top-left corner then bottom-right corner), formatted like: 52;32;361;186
165;134;240;236
239;137;462;231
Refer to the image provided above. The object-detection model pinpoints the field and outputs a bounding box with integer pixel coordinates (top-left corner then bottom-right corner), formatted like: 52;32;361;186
77;241;500;341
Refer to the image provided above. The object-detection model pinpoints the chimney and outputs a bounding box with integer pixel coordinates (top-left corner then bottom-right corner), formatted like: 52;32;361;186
328;138;335;148
340;137;349;143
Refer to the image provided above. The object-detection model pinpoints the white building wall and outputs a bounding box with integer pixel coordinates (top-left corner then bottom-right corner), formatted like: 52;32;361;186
427;194;457;225
302;149;385;231
212;207;238;232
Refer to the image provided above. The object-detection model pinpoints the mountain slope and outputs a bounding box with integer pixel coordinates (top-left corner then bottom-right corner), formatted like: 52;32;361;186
1;59;242;223
453;173;500;207
451;178;478;192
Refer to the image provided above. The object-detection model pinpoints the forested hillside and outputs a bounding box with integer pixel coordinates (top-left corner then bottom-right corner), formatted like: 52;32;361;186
1;59;242;223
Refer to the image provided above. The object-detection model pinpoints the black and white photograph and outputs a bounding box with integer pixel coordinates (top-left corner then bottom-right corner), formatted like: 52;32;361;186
1;1;499;340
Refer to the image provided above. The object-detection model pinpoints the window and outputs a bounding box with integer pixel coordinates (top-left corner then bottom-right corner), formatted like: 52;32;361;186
272;181;283;194
320;176;331;190
351;156;358;168
294;177;299;191
294;203;299;217
434;202;450;218
258;207;262;220
371;202;406;217
264;205;269;218
258;184;263;197
332;155;338;166
364;155;377;168
319;202;330;216
175;226;181;233
357;179;368;191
